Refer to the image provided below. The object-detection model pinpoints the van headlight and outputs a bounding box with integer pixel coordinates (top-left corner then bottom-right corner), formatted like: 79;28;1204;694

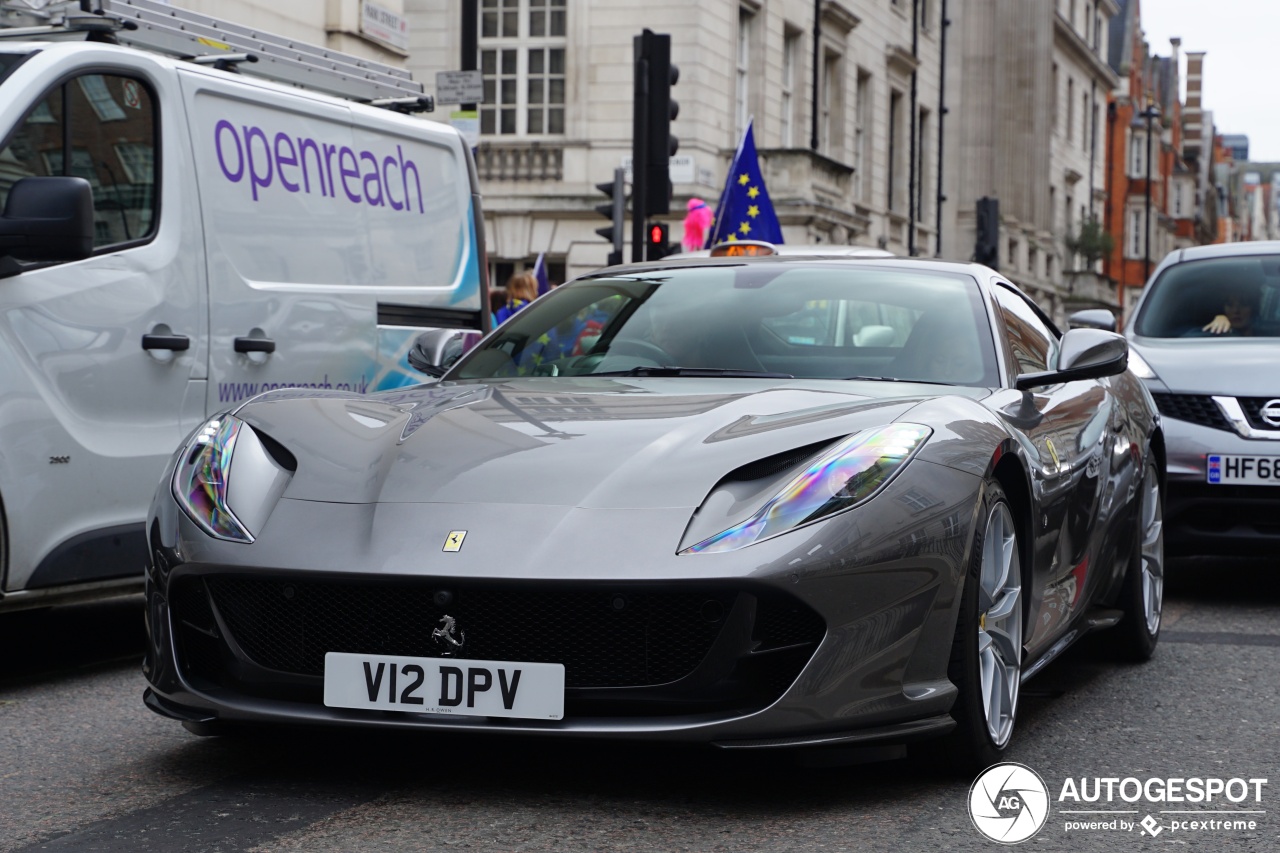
173;414;293;543
682;423;932;554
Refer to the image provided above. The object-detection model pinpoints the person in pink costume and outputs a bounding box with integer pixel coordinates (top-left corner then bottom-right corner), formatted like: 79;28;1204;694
682;198;713;252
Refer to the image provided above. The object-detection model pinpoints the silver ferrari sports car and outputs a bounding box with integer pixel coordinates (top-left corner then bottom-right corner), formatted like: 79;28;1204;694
143;255;1163;769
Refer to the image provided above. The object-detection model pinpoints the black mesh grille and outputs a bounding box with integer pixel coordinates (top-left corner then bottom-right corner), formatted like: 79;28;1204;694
1151;393;1231;431
195;577;736;689
1238;398;1280;431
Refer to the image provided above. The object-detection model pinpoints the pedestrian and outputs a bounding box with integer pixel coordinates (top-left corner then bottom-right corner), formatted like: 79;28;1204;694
495;271;538;325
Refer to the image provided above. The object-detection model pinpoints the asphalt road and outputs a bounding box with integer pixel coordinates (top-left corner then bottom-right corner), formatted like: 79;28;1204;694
1;558;1277;853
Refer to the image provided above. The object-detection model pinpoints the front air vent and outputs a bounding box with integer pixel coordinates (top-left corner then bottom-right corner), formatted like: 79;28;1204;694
1151;393;1231;432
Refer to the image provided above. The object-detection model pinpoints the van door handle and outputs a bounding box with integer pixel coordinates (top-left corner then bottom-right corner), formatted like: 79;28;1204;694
142;334;190;351
234;337;276;354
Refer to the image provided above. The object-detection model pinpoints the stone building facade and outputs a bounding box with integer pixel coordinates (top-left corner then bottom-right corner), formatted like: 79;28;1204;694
405;0;947;286
943;0;1119;324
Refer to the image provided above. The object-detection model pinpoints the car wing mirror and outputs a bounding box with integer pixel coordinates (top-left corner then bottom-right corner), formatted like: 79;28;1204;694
1067;308;1117;332
1015;329;1128;390
0;177;95;262
408;328;472;378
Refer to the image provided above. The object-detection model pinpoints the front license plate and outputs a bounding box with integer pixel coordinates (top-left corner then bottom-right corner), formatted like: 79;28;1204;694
323;652;565;720
1207;455;1280;485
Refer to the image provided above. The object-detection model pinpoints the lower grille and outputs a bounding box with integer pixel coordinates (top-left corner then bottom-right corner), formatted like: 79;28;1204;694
1152;393;1231;432
169;575;825;714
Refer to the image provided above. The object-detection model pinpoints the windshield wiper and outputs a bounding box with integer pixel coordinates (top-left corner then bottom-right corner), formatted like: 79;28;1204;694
593;366;794;378
842;375;958;386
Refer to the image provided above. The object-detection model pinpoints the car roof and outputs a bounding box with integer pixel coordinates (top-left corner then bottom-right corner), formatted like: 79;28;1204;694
1164;240;1280;265
578;254;994;281
663;244;896;261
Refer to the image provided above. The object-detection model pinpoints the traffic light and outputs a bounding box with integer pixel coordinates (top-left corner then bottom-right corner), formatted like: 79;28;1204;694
646;221;672;260
632;30;678;260
595;167;626;266
974;196;1000;269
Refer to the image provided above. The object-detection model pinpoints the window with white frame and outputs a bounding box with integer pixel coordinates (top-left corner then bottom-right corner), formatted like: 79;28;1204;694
736;8;753;139
781;29;800;147
1081;92;1089;151
1127;208;1143;258
888;89;904;212
1129;129;1145;178
479;0;566;136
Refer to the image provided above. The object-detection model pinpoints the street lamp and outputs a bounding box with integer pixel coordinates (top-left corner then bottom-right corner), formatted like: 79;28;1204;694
1141;102;1161;282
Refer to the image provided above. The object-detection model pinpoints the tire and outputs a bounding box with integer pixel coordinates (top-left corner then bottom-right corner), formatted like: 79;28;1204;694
1110;458;1164;661
943;480;1024;772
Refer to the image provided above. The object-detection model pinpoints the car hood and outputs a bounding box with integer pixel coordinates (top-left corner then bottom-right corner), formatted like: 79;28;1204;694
234;378;970;509
1129;336;1280;395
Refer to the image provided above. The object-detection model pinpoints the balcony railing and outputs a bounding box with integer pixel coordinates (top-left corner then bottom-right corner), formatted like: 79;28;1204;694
475;142;563;182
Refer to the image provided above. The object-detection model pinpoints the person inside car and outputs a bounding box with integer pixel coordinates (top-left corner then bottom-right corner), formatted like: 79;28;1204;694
1201;284;1260;336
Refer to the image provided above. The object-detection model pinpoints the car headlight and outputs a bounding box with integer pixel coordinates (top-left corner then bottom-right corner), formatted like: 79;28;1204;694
681;423;932;554
173;414;294;543
1127;348;1158;380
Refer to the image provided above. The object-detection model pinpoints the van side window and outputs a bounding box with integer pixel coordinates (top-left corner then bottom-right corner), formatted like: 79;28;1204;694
0;74;157;251
992;286;1059;374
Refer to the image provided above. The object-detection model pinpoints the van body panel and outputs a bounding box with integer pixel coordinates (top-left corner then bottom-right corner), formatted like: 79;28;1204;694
0;46;208;591
0;43;485;600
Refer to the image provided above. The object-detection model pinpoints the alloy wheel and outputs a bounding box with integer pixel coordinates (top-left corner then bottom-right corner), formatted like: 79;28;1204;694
1140;464;1165;635
978;501;1022;748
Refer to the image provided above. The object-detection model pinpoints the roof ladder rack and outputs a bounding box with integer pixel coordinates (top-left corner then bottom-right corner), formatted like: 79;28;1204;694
61;0;430;108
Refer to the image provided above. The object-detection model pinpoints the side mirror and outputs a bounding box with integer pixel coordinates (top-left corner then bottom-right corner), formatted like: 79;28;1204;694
0;177;95;262
408;328;469;378
1015;329;1128;391
1067;308;1117;332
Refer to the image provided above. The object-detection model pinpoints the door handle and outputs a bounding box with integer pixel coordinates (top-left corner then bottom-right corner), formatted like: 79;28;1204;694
234;337;276;354
141;334;190;351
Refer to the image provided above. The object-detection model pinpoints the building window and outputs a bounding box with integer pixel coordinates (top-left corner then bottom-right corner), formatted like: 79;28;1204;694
1129;130;1145;178
855;69;872;203
781;29;800;147
1127;209;1143;258
1175;183;1183;216
1082;93;1089;152
736;8;753;139
917;107;931;222
820;50;843;157
1051;63;1059;129
479;0;566;136
1066;77;1074;142
888;89;904;212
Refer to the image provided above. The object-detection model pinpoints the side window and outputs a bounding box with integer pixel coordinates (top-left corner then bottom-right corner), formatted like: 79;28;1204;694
0;73;157;252
993;286;1058;374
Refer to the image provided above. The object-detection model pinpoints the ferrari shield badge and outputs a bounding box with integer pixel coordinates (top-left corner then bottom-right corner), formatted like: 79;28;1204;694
443;530;467;552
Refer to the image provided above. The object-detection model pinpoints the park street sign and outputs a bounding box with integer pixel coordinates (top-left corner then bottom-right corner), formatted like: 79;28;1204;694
436;70;485;105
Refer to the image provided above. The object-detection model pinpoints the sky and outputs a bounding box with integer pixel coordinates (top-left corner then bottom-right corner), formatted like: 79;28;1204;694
1141;0;1280;162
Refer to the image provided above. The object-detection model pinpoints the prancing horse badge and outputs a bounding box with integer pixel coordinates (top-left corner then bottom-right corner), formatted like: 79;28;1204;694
443;530;467;552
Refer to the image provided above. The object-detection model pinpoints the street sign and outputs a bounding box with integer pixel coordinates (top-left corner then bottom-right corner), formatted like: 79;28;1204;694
436;70;484;105
620;154;695;184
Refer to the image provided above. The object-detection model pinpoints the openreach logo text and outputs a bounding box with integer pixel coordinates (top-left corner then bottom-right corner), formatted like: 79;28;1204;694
968;764;1268;843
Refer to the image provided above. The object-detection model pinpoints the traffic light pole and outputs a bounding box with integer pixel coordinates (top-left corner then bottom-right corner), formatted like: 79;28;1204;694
631;44;650;263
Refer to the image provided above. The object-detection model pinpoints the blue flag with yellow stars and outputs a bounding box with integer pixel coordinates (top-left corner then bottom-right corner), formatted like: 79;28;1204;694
705;119;783;247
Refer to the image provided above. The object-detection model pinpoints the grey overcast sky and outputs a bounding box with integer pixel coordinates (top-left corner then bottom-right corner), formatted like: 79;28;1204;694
1141;0;1280;162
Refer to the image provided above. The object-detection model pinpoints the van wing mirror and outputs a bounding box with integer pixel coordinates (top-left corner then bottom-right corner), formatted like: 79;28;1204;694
0;177;95;262
1015;329;1128;391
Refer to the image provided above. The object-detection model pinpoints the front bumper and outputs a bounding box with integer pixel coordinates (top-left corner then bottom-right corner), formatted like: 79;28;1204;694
144;460;981;745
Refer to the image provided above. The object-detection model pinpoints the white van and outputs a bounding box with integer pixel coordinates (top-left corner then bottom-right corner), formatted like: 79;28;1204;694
0;5;488;609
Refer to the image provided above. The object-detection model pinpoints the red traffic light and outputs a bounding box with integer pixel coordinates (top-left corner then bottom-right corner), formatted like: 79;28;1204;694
648;223;667;245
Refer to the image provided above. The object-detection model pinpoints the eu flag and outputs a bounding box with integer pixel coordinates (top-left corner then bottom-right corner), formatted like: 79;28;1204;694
705;119;784;247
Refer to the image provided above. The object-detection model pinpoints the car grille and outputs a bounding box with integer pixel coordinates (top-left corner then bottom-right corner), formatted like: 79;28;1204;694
1238;398;1280;431
168;574;826;714
1151;393;1231;432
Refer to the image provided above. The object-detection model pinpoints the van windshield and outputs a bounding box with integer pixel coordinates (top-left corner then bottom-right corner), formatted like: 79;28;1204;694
1134;255;1280;339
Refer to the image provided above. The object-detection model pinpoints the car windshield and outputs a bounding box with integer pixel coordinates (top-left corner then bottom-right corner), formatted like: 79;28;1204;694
1134;255;1280;338
450;263;1001;386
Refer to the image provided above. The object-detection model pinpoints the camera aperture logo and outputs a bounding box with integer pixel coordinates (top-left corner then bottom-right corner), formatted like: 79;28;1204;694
969;763;1051;844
